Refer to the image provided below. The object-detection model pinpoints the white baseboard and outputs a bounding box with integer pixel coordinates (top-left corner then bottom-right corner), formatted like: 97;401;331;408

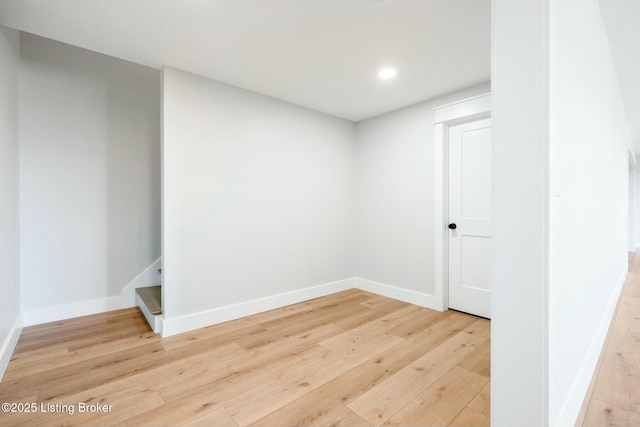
22;258;162;327
554;265;627;427
20;272;441;339
353;278;442;311
0;314;23;382
121;258;162;308
160;278;357;337
22;295;125;327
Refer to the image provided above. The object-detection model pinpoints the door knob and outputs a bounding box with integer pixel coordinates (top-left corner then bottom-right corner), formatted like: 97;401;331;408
448;223;457;230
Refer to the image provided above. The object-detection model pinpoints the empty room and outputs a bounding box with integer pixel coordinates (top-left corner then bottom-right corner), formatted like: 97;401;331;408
0;1;639;426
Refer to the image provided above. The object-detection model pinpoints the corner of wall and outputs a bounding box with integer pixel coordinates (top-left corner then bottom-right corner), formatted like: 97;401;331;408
160;277;357;337
21;258;162;327
353;277;442;311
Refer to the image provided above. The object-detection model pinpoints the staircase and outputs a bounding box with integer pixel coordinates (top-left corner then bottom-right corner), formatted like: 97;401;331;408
135;269;162;333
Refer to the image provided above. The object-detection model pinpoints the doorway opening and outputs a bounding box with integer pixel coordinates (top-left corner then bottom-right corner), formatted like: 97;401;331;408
433;93;492;318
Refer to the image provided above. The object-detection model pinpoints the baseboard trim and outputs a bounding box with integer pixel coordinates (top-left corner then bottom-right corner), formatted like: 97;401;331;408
20;274;442;337
121;258;162;308
160;278;356;337
22;296;125;327
0;314;23;382
555;265;627;427
22;258;162;327
354;278;442;311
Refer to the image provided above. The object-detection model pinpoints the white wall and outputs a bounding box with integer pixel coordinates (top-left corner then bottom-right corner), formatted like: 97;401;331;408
493;1;631;426
19;33;161;314
548;0;629;425
629;162;635;252
162;67;356;326
492;0;550;425
0;25;21;379
634;166;640;246
354;83;490;297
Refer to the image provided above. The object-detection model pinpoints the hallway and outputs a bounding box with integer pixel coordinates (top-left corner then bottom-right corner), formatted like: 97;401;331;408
577;251;640;425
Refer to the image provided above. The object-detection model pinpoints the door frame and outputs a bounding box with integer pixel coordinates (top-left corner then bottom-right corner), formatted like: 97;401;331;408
433;93;491;311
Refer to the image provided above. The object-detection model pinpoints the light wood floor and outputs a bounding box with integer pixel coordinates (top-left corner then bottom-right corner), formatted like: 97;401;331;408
0;289;490;427
576;251;640;426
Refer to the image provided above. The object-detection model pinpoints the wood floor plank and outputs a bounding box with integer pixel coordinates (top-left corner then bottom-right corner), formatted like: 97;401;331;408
579;250;640;426
17;308;142;339
158;344;329;403
333;299;410;330
306;406;373;427
115;393;226;427
249;361;390;427
358;294;394;309
236;317;347;351
8;341;69;362
583;398;640;427
347;325;487;426
622;275;640;298
372;312;478;373
254;298;372;342
68;342;247;404
463;317;491;339
383;365;488;426
448;406;490;427
258;293;373;331
385;306;449;338
130;345;330;427
35;332;252;403
4;331;159;382
62;321;155;352
16;309;149;345
181;407;239;427
0;339;161;403
34;383;165;427
155;324;341;403
0;390;39;427
227;329;404;426
0;290;491;427
319;304;421;352
467;382;490;418
457;338;491;378
591;346;640;414
591;296;640;414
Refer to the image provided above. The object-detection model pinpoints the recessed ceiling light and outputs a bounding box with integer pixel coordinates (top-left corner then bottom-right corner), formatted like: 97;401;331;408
378;68;397;80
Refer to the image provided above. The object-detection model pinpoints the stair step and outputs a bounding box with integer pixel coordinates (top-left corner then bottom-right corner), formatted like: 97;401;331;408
135;286;162;315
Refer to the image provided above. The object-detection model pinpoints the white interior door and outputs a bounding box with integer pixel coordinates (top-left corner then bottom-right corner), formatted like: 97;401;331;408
447;118;492;318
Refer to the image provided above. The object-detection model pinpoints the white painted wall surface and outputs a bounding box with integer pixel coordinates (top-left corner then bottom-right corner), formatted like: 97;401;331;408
19;34;161;311
491;1;549;426
0;25;21;378
629;164;635;252
162;67;356;319
354;84;489;296
548;0;630;425
634;166;640;246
